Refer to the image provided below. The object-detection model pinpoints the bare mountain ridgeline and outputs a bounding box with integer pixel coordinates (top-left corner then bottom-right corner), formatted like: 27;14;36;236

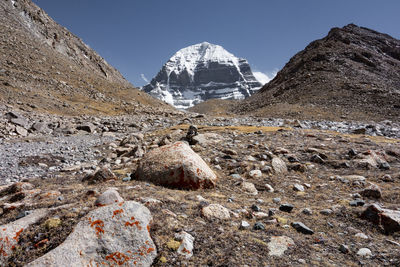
0;0;171;115
234;24;400;122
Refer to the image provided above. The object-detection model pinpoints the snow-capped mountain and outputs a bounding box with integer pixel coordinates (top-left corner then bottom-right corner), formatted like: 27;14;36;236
142;42;262;109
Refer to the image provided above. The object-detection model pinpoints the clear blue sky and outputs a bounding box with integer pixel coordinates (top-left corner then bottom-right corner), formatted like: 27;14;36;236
33;0;400;87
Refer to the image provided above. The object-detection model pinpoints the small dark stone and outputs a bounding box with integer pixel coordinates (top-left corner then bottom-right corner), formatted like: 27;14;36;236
251;204;261;212
311;154;325;164
279;204;294;212
291;222;314;235
339;244;349;253
253;222;266;230
379;162;390;170
348;149;358;157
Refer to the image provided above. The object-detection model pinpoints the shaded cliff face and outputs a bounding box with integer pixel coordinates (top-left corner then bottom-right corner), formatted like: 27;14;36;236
142;42;261;109
0;0;169;115
235;24;400;122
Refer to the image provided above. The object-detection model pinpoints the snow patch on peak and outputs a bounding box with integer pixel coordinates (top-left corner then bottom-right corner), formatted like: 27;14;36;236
166;42;240;77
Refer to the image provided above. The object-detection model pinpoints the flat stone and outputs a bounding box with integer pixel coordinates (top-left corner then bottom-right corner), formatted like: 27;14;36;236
135;142;217;189
268;236;295;256
202;204;230;220
342;175;366;182
291;222;314;235
293;183;305;192
27;201;156;267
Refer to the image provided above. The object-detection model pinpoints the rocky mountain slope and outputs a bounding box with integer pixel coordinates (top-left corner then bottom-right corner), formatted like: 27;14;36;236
0;0;169;115
234;24;400;122
142;42;262;109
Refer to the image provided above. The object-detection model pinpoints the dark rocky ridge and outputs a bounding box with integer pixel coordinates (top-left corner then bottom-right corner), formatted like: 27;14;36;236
0;0;170;115
234;24;400;122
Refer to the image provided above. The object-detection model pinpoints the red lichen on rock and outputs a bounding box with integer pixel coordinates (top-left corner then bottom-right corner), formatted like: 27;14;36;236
105;251;132;265
112;209;124;218
125;217;142;230
90;220;105;237
13;228;23;242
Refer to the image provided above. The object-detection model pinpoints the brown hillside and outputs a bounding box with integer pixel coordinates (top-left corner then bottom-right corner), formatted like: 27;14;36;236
234;24;400;122
0;0;171;115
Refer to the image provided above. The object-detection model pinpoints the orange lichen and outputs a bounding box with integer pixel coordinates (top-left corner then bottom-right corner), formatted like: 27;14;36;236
147;247;155;254
112;209;124;218
90;220;105;237
13;228;24;241
105;251;131;265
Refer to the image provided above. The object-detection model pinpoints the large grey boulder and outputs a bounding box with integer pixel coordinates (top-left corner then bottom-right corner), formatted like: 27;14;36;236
134;141;217;189
27;201;156;267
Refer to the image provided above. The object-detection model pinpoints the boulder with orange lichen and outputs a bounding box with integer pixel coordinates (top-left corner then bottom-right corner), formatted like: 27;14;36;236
134;141;217;189
26;201;156;267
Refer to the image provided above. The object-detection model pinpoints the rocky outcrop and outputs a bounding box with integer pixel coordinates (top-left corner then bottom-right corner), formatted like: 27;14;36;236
142;42;262;109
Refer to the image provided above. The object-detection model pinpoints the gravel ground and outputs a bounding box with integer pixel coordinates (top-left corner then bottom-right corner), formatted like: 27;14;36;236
0;134;116;185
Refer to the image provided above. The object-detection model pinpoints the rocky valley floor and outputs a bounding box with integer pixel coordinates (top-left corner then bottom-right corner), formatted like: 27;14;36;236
0;105;400;266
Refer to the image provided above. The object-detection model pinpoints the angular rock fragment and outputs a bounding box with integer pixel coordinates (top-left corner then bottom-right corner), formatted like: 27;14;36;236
361;204;400;233
27;202;156;267
291;222;314;235
135;141;217;189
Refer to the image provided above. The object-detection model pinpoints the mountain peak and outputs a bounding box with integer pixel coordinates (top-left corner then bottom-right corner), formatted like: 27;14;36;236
143;43;261;109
